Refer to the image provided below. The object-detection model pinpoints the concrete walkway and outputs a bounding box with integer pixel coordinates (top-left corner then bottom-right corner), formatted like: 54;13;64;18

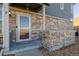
15;48;43;56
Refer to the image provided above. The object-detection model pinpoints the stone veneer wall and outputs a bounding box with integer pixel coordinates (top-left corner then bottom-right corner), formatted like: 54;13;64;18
9;7;75;51
42;16;75;51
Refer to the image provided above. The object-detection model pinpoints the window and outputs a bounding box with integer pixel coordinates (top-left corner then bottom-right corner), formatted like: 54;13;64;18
0;5;3;45
0;6;2;34
20;16;29;27
60;3;64;10
0;6;2;20
71;5;73;14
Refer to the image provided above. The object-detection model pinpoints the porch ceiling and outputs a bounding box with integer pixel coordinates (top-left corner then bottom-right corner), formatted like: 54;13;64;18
9;3;49;12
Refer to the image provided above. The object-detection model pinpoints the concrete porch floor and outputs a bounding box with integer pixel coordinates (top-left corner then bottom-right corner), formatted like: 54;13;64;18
10;39;42;51
3;39;42;55
15;48;43;56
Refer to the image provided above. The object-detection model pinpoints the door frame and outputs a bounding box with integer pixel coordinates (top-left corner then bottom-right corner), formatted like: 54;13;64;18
16;12;31;42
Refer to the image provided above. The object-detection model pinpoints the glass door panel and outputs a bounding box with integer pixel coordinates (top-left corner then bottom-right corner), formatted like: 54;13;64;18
20;16;29;40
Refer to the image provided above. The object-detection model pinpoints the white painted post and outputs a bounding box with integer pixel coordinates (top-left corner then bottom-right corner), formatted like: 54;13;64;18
3;3;9;51
42;5;46;30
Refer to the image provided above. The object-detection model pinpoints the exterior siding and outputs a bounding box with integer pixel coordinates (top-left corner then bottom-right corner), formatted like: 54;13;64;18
45;3;73;20
9;7;43;42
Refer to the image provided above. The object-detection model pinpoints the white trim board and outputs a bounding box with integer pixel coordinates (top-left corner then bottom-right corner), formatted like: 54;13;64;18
3;3;9;51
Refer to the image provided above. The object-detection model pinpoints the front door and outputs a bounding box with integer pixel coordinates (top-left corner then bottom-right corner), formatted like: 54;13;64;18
16;13;31;42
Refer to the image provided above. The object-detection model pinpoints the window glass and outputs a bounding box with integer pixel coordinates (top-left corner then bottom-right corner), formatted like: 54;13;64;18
0;6;2;20
0;6;2;34
20;16;29;40
71;5;73;14
60;3;64;10
20;16;29;27
0;6;3;45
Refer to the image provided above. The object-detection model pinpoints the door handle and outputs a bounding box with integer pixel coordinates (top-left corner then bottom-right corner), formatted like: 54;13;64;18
16;26;18;28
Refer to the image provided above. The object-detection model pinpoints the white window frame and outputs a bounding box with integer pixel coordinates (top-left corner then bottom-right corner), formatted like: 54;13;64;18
60;3;64;10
